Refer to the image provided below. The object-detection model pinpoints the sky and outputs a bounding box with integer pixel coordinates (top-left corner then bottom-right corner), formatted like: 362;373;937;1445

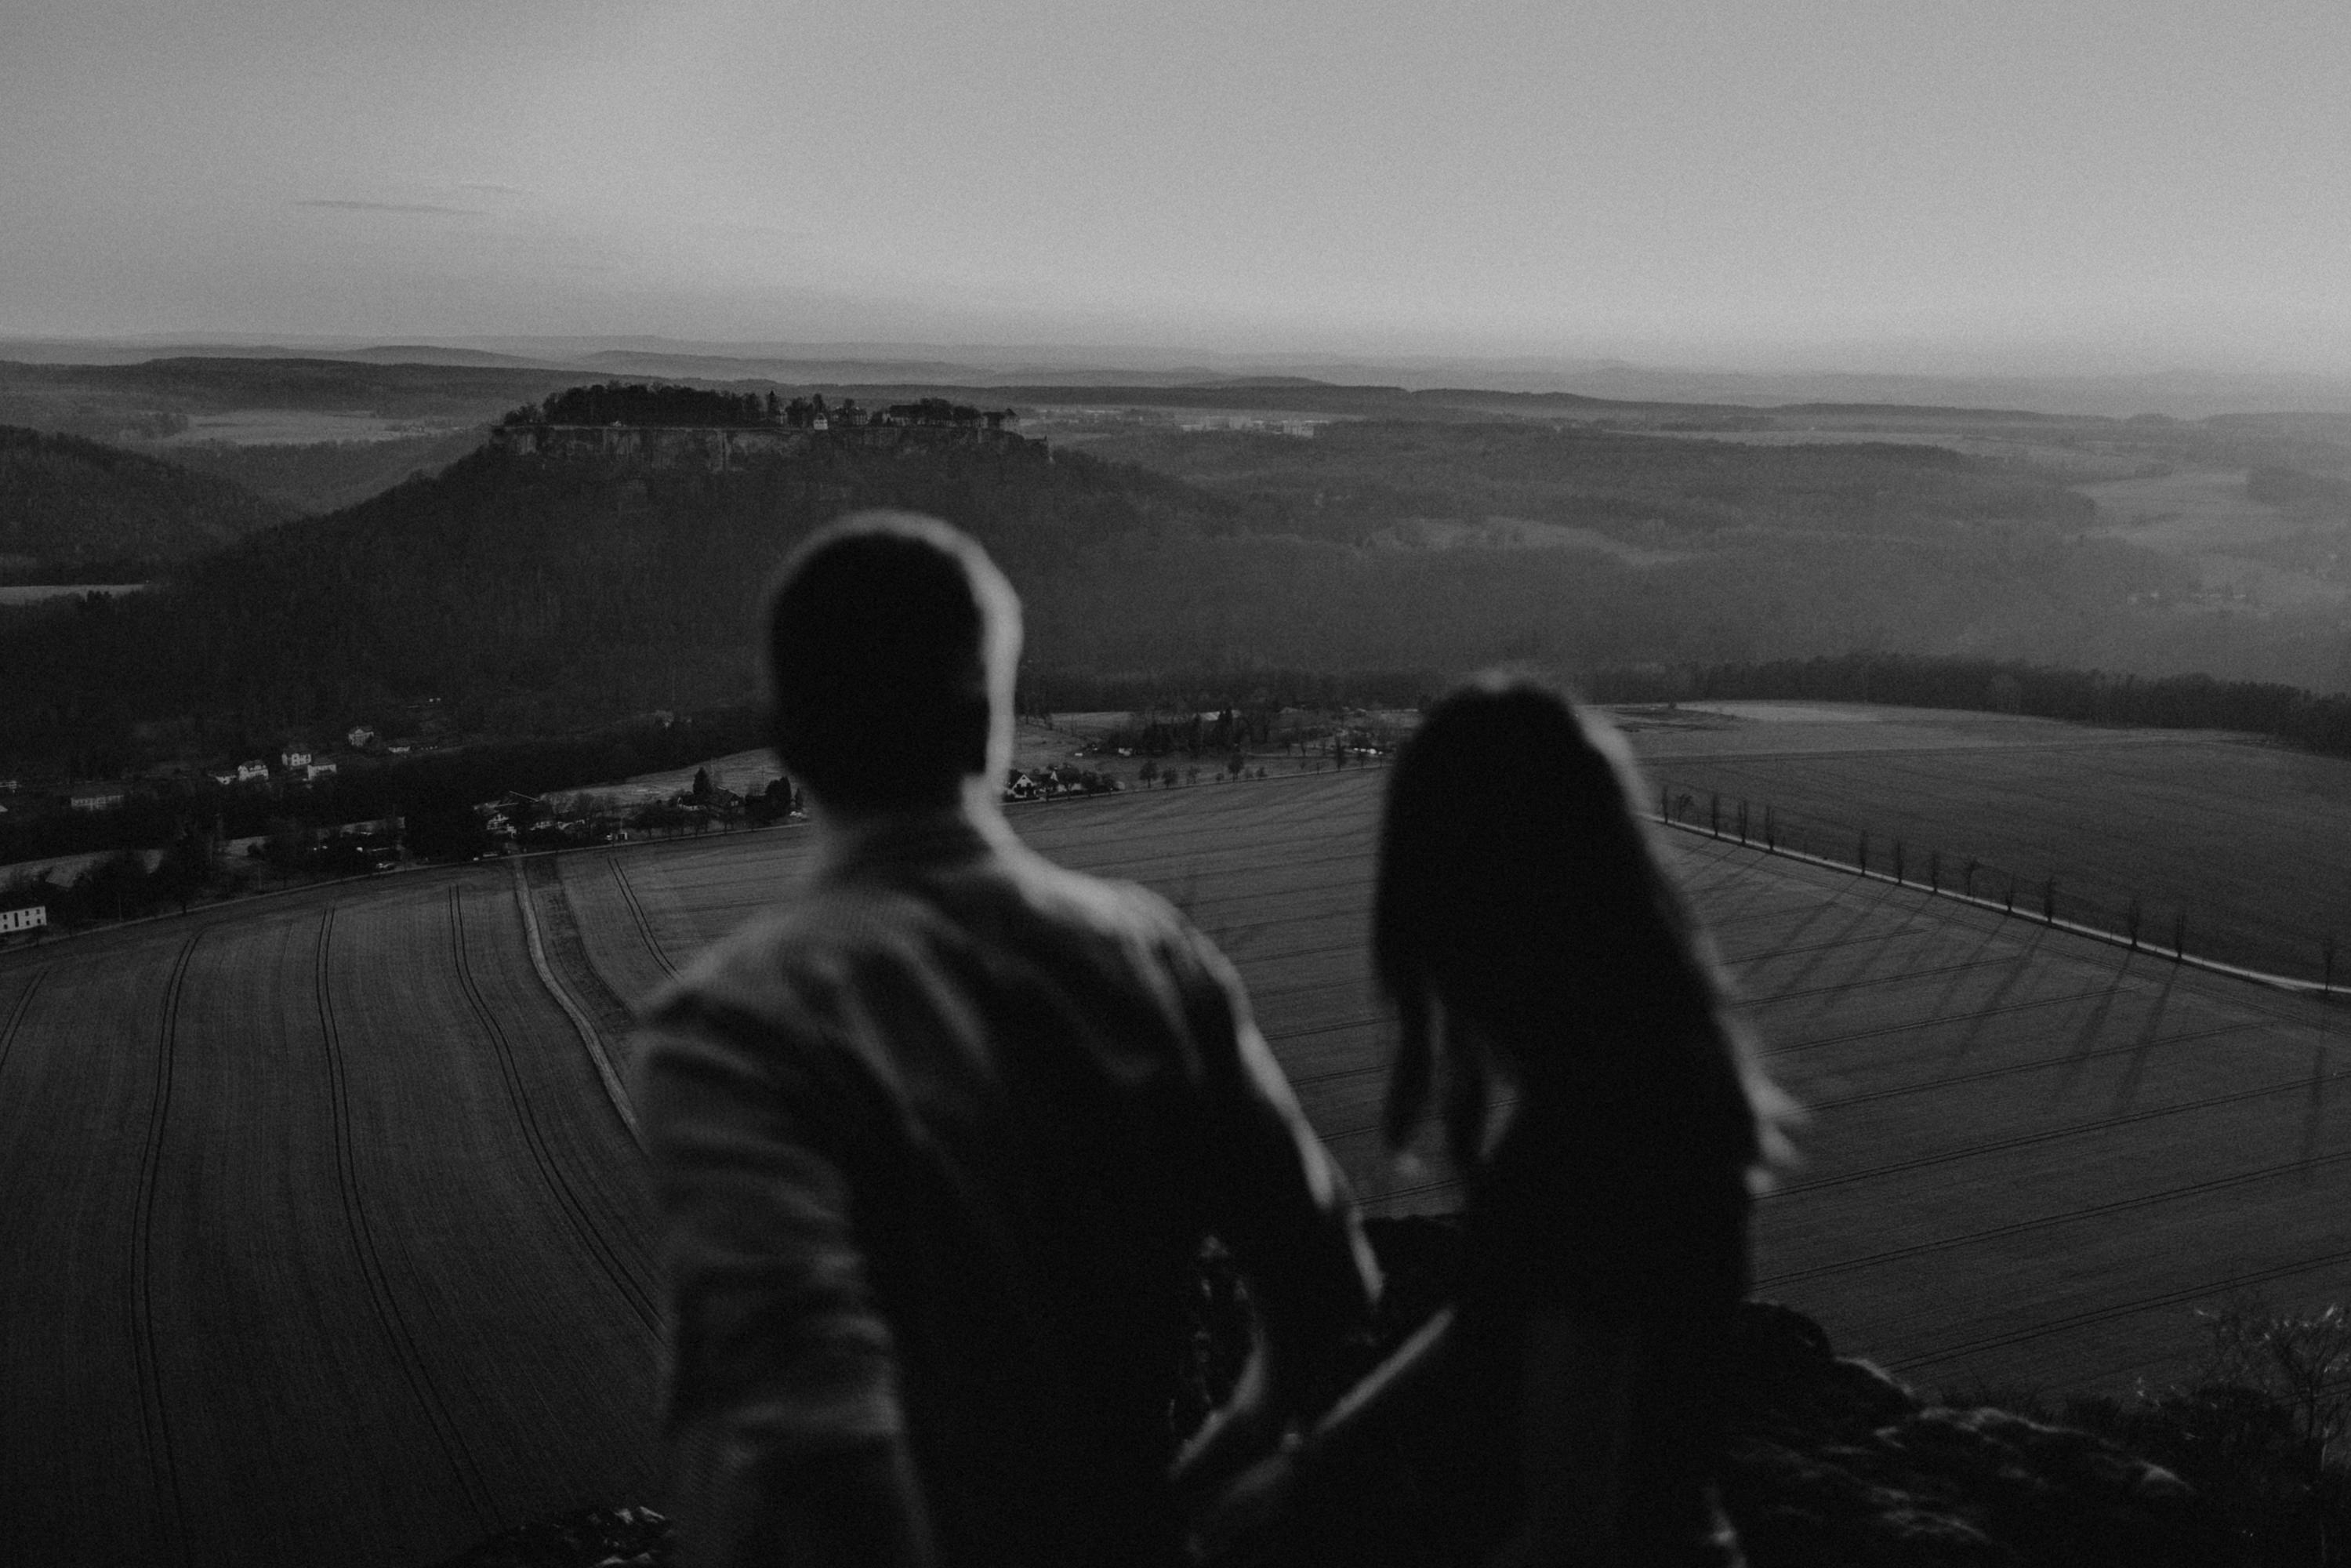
5;0;2349;374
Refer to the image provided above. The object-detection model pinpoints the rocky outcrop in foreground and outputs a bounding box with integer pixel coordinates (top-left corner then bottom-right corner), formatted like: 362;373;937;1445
1717;1301;2218;1566
432;1504;669;1568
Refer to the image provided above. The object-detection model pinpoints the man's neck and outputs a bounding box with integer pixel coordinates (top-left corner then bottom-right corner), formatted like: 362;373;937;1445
807;779;1017;873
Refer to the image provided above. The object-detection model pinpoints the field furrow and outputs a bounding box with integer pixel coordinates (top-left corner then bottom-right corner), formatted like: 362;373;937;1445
140;908;497;1565
0;940;187;1563
317;879;658;1557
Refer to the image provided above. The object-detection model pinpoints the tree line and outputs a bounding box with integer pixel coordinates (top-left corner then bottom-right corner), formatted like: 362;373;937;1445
1591;652;2351;759
507;383;777;428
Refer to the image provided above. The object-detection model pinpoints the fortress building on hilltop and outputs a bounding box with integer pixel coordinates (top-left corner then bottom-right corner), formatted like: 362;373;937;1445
490;384;1044;469
490;419;1045;468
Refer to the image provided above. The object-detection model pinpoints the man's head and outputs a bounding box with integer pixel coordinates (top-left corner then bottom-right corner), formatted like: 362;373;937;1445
764;512;1021;813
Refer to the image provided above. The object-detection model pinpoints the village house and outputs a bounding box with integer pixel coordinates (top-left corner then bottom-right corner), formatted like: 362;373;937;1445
68;784;129;813
236;761;269;785
282;749;313;771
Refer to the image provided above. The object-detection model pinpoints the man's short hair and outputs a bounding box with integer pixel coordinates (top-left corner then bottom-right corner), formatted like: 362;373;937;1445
764;512;1021;810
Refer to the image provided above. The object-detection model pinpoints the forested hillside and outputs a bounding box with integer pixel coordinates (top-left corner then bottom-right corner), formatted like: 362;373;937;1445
155;429;484;514
0;419;2216;775
1082;422;2351;695
0;426;291;576
1078;419;2095;544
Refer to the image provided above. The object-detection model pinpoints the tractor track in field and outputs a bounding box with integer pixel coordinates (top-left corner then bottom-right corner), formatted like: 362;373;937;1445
1051;819;1380;888
1318;1014;2280;1154
314;908;498;1528
446;887;660;1335
129;935;198;1564
1804;1015;2264;1114
1275;952;2118;1091
1882;1234;2351;1377
1043;776;1378;857
608;859;677;980
1342;985;2342;1209
1759;1137;2351;1293
605;785;1377;970
1769;1053;2351;1200
0;965;49;1082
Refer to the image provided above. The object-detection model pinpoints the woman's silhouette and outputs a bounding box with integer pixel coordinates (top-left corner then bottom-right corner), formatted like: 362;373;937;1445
1204;674;1790;1567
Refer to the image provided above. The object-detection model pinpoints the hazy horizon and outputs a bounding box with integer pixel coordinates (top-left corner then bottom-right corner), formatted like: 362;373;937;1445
9;0;2350;381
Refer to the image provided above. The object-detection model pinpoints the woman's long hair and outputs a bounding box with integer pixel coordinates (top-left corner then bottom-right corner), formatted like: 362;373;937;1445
1373;673;1790;1185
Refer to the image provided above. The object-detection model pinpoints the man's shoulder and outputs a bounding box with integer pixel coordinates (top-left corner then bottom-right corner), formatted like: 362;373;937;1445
998;844;1192;947
635;885;893;1033
637;850;1203;1026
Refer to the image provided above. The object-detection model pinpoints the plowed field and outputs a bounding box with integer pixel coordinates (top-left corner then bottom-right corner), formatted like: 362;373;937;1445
5;760;2346;1565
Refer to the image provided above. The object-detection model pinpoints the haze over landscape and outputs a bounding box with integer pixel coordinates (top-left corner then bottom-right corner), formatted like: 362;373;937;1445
13;5;2351;1566
9;0;2351;390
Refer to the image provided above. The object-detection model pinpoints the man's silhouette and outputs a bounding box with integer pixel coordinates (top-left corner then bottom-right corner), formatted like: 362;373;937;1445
636;513;1379;1567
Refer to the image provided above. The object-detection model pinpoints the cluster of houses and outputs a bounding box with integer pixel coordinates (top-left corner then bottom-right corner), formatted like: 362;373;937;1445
210;748;336;789
1002;765;1121;802
36;725;419;818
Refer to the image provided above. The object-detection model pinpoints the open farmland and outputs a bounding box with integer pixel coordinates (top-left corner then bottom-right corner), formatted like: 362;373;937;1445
2081;466;2348;612
0;869;658;1568
1631;702;2351;982
5;760;2349;1564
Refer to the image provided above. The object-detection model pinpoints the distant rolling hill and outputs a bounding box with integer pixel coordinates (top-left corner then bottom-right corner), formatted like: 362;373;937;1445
0;433;1230;768
0;426;290;578
0;413;2246;773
